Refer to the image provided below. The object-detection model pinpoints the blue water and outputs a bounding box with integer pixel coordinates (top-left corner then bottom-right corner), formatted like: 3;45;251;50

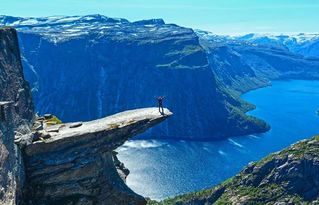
117;80;319;200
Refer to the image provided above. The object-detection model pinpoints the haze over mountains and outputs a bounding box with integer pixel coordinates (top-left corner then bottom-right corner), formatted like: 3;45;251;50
197;30;319;93
196;31;319;58
1;14;319;140
236;33;319;58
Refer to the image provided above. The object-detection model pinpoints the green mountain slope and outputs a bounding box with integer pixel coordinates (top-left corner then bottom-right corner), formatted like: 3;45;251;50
150;136;319;204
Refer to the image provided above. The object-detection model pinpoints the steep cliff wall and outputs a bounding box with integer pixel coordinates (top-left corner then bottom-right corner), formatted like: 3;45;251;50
0;15;269;140
1;16;318;141
0;27;34;205
0;27;34;125
0;26;173;205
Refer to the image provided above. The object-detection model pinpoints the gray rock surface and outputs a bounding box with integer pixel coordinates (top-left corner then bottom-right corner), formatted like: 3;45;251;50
0;27;34;124
23;108;172;205
0;26;172;205
0;27;34;205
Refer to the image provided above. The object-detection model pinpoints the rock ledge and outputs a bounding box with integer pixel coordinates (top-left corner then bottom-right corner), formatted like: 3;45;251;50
23;107;172;205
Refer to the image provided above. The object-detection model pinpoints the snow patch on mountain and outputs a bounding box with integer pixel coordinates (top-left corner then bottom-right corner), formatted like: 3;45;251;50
195;30;319;58
0;15;169;44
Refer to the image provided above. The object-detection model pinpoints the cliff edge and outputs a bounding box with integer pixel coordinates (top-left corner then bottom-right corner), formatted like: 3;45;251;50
23;108;172;205
0;26;172;205
0;15;269;140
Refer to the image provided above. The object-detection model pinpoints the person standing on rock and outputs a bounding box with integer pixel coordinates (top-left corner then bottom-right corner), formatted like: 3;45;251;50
156;96;165;115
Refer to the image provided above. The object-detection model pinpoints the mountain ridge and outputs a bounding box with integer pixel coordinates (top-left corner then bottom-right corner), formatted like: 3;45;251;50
216;31;319;58
1;14;319;140
0;15;271;140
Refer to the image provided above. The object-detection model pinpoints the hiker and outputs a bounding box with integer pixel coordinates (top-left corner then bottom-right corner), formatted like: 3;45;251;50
156;96;165;115
0;104;4;122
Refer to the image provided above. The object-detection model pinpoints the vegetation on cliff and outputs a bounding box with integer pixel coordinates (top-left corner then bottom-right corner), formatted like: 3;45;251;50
150;135;319;204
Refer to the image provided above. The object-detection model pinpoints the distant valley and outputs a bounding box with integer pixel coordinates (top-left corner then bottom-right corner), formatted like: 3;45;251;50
1;15;319;140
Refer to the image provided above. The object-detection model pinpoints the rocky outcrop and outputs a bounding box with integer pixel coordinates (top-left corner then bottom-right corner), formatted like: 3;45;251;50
153;136;319;204
0;27;34;205
22;108;172;205
0;15;269;140
0;26;173;205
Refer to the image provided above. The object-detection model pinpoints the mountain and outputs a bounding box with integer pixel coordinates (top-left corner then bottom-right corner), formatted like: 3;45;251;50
150;135;319;204
2;16;319;205
197;30;319;94
0;26;171;205
0;15;270;140
1;15;319;140
233;33;319;58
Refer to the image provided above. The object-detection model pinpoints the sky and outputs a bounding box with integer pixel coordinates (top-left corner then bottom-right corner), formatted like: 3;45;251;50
0;0;319;35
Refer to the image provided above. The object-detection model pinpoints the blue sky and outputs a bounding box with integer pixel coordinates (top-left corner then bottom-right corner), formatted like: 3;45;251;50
1;0;318;35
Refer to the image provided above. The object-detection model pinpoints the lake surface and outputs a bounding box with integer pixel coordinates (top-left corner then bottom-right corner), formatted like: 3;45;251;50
117;80;319;200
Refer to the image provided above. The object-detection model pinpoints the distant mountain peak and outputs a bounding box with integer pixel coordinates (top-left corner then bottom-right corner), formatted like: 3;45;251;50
0;14;166;28
132;19;165;25
0;15;175;43
196;30;319;58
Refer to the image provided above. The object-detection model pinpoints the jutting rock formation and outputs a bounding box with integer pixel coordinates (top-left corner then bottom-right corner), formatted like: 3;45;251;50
0;27;172;205
0;15;270;140
23;108;172;205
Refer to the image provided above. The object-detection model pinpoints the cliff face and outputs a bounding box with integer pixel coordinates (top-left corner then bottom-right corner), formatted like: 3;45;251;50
154;136;319;205
0;27;34;125
0;15;269;140
1;16;318;141
0;27;34;205
0;26;173;205
23;108;172;205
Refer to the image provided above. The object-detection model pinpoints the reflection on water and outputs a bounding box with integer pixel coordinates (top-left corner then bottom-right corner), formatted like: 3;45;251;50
117;80;319;200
